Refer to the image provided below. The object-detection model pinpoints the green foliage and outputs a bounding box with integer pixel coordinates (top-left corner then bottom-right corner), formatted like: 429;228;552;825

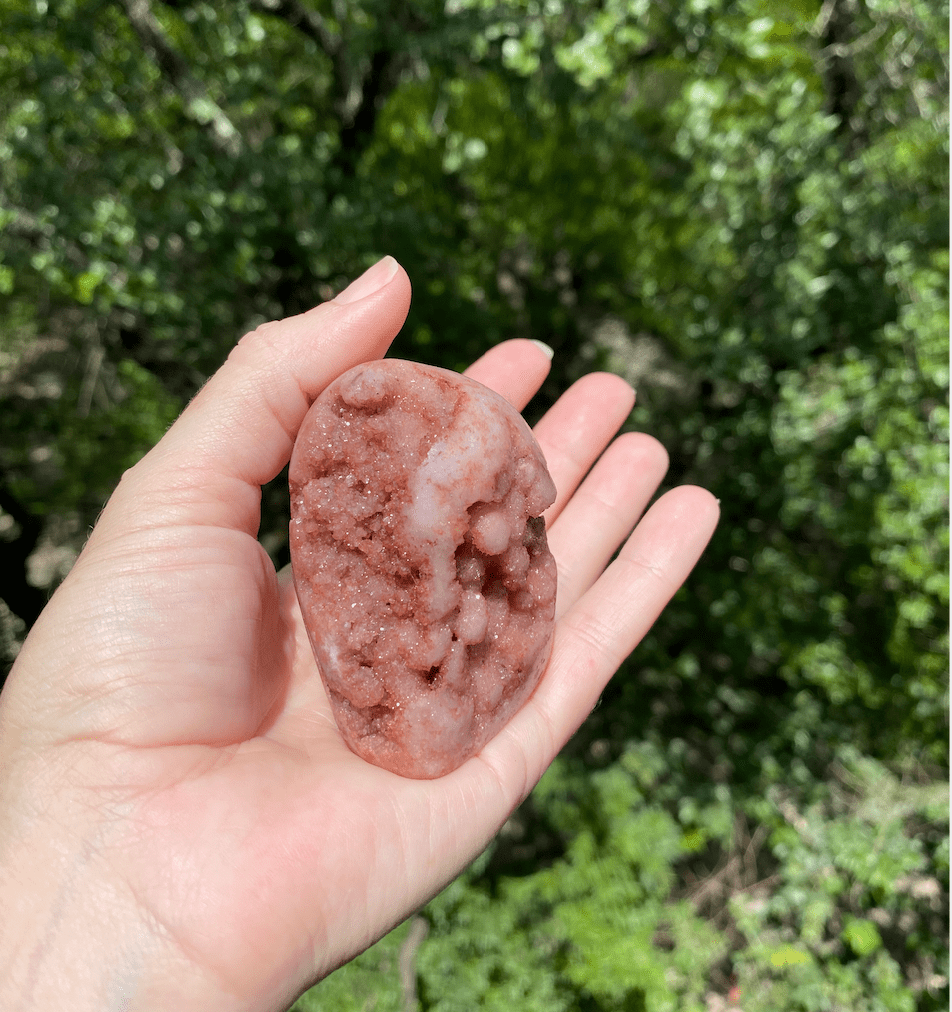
294;744;946;1012
292;920;410;1012
297;746;729;1012
730;750;948;1011
1;0;947;1008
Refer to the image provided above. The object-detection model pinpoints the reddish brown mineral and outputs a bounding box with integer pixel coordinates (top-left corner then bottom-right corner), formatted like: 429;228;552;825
289;359;558;778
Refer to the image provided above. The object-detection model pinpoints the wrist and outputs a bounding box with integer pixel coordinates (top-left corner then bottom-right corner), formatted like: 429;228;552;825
1;821;155;1009
0;752;223;1011
0;824;298;1012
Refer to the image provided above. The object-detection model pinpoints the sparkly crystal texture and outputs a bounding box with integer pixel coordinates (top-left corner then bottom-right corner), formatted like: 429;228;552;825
289;360;557;778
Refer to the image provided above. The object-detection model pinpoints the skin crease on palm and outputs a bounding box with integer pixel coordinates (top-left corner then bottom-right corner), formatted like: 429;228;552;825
0;256;719;1012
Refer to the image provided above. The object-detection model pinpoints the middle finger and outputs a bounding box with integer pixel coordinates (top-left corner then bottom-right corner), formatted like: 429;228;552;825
533;372;636;523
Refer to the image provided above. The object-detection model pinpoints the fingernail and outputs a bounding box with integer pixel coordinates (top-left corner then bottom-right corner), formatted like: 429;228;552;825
530;340;554;360
334;256;399;305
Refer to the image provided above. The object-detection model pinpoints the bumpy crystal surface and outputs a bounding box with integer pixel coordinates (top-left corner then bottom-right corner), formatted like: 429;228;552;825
289;359;557;778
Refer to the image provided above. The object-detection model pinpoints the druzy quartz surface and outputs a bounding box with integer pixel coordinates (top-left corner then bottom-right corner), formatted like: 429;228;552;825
288;359;558;778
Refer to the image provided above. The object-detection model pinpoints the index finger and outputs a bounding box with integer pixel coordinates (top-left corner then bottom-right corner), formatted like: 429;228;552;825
462;339;553;408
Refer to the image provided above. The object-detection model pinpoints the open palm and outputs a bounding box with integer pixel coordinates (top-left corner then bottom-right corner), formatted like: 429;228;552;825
0;258;718;1012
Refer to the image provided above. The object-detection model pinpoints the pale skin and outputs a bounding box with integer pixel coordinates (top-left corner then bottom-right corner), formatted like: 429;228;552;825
0;256;719;1011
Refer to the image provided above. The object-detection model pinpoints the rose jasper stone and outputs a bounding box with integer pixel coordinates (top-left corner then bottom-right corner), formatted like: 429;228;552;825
289;359;558;778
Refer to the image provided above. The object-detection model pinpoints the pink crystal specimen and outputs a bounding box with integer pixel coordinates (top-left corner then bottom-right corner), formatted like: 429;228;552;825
289;359;558;778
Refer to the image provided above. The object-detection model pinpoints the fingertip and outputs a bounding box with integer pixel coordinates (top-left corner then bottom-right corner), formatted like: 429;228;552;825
611;430;670;475
538;371;636;434
692;486;722;535
580;371;637;411
680;484;721;520
528;339;554;360
463;339;553;408
652;484;721;545
97;261;415;540
321;258;412;351
332;255;401;305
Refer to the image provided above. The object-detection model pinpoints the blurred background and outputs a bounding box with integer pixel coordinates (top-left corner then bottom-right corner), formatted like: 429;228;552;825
0;0;947;1008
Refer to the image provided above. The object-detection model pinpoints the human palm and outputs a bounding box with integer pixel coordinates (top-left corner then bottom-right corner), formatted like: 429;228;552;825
0;258;718;1011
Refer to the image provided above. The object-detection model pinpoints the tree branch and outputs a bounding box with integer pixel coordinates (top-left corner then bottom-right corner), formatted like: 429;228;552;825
248;0;339;56
122;0;243;156
813;0;866;148
2;203;86;267
335;45;396;174
248;0;356;122
249;0;402;176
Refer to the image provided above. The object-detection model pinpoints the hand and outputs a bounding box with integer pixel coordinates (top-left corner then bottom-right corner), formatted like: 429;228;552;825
0;257;718;1011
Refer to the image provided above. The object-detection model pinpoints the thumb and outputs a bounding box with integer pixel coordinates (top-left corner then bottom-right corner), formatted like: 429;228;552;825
94;256;411;544
3;258;410;747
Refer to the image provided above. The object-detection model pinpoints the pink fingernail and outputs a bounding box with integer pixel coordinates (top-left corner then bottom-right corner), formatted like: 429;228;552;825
529;340;554;360
334;256;400;304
